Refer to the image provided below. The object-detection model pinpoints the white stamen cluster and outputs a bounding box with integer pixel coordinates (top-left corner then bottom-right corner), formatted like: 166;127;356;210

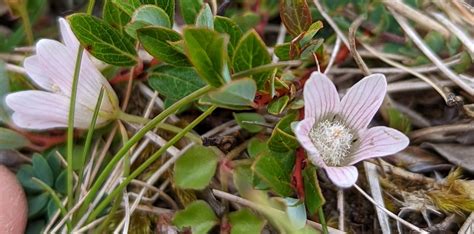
309;119;353;166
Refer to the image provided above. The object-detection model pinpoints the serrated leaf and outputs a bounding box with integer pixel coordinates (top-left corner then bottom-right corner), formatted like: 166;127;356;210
0;127;30;150
138;26;190;66
303;166;325;215
214;16;242;58
206;78;256;107
125;5;171;38
149;65;205;100
229;209;265;234
252;149;295;196
233;112;266;133
232;30;271;89
280;0;312;37
68;14;138;66
174;145;218;190
173;200;218;234
183;27;231;87
195;3;213;29
179;0;203;24
268;95;290;115
140;0;175;24
111;0;141;15
268;113;299;152
103;0;131;31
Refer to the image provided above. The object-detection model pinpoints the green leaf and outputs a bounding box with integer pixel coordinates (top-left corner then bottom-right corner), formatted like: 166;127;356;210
68;14;138;66
55;170;67;195
232;30;271;89
173;200;218;234
179;0;204;24
17;165;42;193
252;149;295;196
183;27;231;87
174;145;219;190
138;26;190;66
280;0;312;37
214;16;243;58
32;154;54;187
454;51;472;73
233;112;266;133
303;166;325;216
25;220;45;234
205;78;256;108
388;108;412;134
284;197;307;229
424;31;445;54
195;3;213;29
229;209;265;234
28;193;49;218
111;0;141;15
268;113;299;152
47;198;59;219
125;5;171;38
268;95;290;115
0;61;11;123
103;0;131;31
140;0;175;24
0;127;30;150
149;65;205;100
247;137;267;159
274;43;291;61
300;21;323;46
232;12;260;32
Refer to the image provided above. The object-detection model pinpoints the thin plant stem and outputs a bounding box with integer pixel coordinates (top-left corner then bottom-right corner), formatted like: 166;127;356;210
118;111;203;143
67;0;95;215
32;178;71;231
67;47;84;212
231;60;301;79
76;85;212;219
317;206;329;234
76;87;105;201
17;1;34;46
86;105;218;222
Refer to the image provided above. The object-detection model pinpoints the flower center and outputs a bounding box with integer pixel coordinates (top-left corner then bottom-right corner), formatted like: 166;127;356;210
309;119;354;166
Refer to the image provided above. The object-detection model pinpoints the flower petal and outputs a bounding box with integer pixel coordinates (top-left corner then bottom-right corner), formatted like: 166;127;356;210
346;126;409;165
304;72;340;121
294;118;318;154
5;91;105;129
23;55;54;91
34;39;117;113
324;166;358;188
58;18;79;51
339;74;387;130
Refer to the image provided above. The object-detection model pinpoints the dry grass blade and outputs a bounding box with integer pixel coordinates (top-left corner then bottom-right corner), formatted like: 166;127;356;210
388;8;474;96
364;162;391;234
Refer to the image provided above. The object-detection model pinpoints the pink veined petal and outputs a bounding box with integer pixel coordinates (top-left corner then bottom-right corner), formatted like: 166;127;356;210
346;126;409;165
294;118;326;167
324;166;358;188
304;72;340;122
23;55;54;91
339;74;387;130
34;39;116;113
5;91;108;130
58;17;80;51
294;118;318;154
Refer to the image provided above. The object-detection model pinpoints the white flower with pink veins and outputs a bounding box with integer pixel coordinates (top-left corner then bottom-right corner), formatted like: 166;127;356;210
294;72;409;188
5;18;119;130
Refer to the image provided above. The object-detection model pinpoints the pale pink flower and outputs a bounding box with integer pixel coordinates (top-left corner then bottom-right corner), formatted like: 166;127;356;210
5;18;119;130
294;72;409;188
